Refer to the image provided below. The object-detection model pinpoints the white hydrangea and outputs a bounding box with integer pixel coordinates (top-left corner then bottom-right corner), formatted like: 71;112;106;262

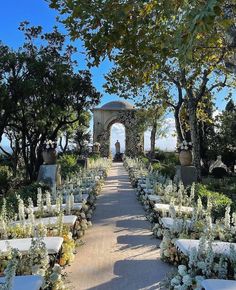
171;275;181;286
178;265;187;276
182;274;192;286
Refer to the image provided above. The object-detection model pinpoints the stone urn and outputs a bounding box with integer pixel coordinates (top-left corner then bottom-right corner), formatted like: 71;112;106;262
179;150;192;166
42;149;57;165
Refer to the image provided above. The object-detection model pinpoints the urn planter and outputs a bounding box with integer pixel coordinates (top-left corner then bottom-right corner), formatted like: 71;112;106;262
42;149;57;165
179;150;192;166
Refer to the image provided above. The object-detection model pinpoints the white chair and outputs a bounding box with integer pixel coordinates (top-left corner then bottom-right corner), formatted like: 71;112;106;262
175;239;236;258
0;275;44;290
0;237;63;255
201;279;236;290
13;215;77;227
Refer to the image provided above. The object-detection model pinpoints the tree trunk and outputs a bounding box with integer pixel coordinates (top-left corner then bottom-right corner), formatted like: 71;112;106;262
174;106;184;143
188;100;201;180
150;122;157;158
63;133;69;153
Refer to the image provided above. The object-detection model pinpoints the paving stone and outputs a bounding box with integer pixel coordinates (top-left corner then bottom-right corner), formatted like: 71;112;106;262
66;163;172;290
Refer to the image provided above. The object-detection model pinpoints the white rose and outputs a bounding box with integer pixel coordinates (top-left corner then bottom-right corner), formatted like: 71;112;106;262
183;140;187;145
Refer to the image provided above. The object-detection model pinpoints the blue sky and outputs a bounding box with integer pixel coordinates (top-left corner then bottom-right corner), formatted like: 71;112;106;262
0;0;121;106
0;1;235;151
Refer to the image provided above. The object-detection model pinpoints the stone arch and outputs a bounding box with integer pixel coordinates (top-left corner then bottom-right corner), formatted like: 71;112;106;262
92;101;144;157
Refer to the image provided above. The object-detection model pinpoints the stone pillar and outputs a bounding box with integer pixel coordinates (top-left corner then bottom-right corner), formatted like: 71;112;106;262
37;164;61;188
175;165;197;186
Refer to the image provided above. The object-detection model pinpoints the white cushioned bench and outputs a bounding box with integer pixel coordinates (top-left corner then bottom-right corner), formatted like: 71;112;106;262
0;275;44;290
13;215;77;227
154;203;193;215
201;279;236;290
175;239;236;257
0;237;63;255
161;217;192;230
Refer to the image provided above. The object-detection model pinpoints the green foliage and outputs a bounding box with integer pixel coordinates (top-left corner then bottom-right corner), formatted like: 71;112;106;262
203;177;236;201
206;100;236;167
47;0;235;182
0;165;12;195
58;153;81;179
139;156;149;167
196;184;232;219
0;154;12;167
88;153;101;161
154;150;178;165
0;22;101;181
152;162;176;179
1;182;49;218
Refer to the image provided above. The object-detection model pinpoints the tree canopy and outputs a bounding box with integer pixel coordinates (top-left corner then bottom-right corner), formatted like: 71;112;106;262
0;22;101;180
47;0;236;178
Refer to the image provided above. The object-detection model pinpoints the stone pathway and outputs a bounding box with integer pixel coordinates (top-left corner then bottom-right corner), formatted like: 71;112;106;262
67;163;172;290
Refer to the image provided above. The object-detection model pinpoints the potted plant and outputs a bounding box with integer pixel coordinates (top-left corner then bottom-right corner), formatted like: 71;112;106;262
177;140;193;166
42;140;57;165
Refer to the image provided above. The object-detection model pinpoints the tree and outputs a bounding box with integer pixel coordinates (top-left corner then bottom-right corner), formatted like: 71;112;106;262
48;0;235;179
136;105;167;157
207;99;236;168
0;44;22;143
73;112;91;155
0;23;101;180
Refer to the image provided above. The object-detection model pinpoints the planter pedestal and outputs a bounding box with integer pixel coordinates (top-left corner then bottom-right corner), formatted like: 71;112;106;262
37;164;61;188
42;150;57;165
175;165;197;186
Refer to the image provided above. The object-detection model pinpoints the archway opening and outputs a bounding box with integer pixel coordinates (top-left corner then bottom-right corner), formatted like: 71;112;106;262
110;123;126;156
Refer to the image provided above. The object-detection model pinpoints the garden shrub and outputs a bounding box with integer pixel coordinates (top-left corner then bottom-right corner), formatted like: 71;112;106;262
1;182;49;218
0;165;12;195
154;149;178;165
139;156;149;167
88;153;101;161
0;154;12;167
152;162;176;179
203;177;236;200
58;153;81;179
196;184;232;219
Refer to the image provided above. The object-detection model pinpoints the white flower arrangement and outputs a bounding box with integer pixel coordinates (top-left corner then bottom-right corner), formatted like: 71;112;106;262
28;237;49;277
42;140;57;151
17;195;25;223
45;191;52;213
177;140;193;152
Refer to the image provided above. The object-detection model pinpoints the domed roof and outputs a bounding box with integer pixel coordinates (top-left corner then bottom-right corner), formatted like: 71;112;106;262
100;101;135;110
